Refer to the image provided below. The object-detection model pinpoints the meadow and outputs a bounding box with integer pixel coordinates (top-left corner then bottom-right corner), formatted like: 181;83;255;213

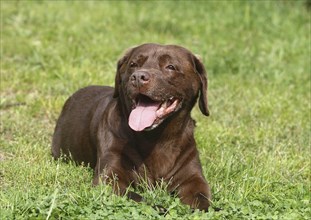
1;1;310;219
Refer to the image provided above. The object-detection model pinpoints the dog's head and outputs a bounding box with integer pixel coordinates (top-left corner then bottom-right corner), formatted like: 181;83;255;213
114;43;209;132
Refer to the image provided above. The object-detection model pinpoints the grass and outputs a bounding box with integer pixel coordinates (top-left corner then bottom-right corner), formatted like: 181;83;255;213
1;0;310;219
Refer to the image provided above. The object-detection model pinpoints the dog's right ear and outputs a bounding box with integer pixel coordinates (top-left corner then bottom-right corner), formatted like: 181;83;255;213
113;48;134;98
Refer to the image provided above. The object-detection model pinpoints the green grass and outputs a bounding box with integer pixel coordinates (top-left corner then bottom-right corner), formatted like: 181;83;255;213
1;1;310;219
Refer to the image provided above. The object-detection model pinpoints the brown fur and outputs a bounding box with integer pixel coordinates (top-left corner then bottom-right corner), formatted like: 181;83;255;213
52;43;211;211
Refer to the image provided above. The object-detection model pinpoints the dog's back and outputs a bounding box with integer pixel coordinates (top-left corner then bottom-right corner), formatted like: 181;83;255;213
52;86;114;168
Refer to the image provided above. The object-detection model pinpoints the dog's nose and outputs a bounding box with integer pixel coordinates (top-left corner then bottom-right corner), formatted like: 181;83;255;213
131;71;150;87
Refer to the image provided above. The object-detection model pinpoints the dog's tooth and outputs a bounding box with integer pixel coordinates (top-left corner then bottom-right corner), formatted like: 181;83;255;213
161;101;168;108
168;98;173;106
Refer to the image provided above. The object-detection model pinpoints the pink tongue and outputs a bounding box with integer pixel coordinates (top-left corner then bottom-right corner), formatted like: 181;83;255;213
129;101;160;131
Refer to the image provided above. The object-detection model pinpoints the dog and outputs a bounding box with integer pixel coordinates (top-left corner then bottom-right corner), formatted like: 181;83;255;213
52;43;212;211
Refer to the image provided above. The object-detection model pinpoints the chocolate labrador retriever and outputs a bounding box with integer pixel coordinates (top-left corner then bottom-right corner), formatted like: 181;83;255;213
52;43;212;211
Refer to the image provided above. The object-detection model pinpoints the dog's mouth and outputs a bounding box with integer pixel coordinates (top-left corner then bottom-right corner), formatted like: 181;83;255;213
128;94;181;132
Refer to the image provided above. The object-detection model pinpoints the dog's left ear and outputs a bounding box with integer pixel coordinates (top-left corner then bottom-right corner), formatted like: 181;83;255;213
193;55;210;116
113;48;134;98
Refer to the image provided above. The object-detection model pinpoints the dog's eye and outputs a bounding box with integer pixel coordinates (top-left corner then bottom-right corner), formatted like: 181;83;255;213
166;65;176;71
129;62;138;68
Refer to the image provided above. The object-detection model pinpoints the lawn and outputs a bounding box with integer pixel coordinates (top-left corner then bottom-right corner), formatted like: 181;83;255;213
1;1;310;219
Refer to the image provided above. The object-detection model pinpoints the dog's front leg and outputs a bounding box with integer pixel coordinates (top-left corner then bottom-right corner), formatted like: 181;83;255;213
92;161;143;202
177;175;211;211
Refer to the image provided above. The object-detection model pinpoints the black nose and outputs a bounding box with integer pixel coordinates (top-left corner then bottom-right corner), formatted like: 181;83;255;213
131;71;150;87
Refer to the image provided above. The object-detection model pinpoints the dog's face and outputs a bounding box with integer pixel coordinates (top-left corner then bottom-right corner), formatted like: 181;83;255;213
114;43;209;131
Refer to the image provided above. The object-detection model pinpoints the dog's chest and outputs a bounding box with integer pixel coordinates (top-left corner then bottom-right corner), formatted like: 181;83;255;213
135;144;181;182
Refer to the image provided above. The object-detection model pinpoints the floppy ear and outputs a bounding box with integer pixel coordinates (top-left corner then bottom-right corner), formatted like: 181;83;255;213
193;55;210;116
113;48;133;98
